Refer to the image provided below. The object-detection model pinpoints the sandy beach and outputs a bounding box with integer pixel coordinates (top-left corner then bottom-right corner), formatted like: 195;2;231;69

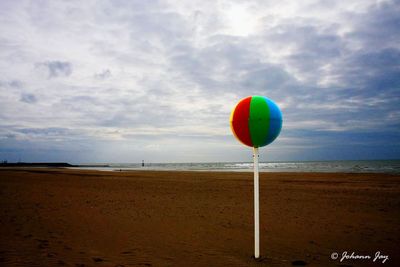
0;168;399;266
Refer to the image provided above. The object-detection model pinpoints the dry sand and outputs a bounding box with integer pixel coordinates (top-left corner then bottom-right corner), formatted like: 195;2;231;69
0;168;399;267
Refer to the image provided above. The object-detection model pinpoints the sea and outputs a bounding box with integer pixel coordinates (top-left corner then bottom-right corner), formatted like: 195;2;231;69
71;160;400;174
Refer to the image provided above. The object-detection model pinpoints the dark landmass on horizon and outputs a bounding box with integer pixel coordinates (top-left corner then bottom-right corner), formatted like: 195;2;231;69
0;162;78;167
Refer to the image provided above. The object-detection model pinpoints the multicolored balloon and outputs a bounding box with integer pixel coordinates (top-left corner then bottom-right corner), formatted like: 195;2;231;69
230;96;282;148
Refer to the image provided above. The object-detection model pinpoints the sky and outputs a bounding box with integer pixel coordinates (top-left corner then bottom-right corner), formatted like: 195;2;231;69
0;0;399;163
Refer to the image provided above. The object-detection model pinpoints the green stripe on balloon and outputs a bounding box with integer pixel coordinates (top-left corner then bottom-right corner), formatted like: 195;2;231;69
249;96;270;148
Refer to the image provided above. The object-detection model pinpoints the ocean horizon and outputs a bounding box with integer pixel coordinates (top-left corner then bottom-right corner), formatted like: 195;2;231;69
70;159;400;174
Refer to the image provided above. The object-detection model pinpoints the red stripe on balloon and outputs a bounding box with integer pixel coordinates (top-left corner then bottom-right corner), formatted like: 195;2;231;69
231;96;253;147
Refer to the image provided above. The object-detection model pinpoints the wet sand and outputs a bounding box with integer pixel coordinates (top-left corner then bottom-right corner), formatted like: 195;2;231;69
0;168;399;266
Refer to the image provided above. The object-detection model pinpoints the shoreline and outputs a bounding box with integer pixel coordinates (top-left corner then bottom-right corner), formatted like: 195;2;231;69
2;166;400;175
2;159;399;174
1;168;399;266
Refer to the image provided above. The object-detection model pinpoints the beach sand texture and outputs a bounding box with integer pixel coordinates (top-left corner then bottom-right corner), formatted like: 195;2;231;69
0;168;399;266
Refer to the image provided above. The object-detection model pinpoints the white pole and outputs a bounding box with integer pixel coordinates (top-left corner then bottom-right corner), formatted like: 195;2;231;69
253;147;260;258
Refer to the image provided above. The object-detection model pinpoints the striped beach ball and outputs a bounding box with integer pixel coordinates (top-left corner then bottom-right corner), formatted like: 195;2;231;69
230;96;282;148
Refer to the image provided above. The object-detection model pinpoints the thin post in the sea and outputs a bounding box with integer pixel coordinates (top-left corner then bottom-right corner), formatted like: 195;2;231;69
253;147;260;258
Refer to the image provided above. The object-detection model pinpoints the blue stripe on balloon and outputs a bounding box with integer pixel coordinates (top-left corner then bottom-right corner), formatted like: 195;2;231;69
263;97;283;146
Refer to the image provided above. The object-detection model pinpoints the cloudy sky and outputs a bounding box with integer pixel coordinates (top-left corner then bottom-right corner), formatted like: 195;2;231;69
0;0;399;163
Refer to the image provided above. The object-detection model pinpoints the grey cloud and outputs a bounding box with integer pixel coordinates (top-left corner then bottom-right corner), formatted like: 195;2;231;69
331;1;400;90
20;93;37;104
341;48;400;90
0;79;23;88
345;0;400;50
129;11;189;40
5;133;16;139
259;21;345;83
12;127;89;142
54;90;181;129
94;69;111;79
17;127;72;136
97;94;180;128
95;1;190;47
9;80;22;88
240;65;295;92
35;61;72;78
167;36;298;97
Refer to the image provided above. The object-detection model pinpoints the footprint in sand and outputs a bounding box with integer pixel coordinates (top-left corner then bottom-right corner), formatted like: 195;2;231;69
23;234;33;239
92;257;104;262
35;239;49;249
292;260;307;265
47;252;57;258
